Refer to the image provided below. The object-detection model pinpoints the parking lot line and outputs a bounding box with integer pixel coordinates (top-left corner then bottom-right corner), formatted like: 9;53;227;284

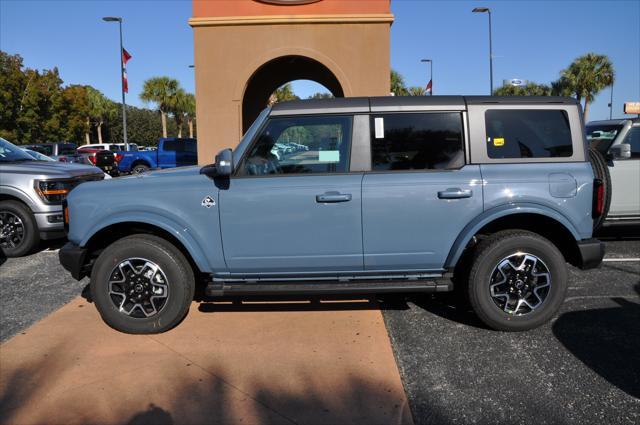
602;258;640;262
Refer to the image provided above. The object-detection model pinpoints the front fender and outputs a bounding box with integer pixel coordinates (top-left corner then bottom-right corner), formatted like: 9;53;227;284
80;210;211;273
444;202;582;269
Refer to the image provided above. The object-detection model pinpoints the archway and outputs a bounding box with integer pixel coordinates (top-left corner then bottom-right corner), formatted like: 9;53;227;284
242;55;344;132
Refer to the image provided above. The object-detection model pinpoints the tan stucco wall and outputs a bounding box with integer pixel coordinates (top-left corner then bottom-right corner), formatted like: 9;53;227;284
192;19;391;163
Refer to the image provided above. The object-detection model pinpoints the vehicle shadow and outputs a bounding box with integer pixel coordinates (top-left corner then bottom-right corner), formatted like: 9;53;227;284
552;283;640;399
595;224;640;240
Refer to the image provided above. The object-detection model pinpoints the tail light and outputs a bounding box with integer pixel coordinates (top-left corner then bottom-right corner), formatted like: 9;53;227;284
592;179;604;218
88;154;97;165
63;200;69;234
114;153;123;163
58;156;67;162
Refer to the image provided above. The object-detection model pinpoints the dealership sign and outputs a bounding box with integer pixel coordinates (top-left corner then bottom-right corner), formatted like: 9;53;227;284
624;102;640;114
503;78;528;87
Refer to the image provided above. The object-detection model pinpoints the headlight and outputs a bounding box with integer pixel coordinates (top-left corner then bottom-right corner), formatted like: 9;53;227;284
34;179;74;204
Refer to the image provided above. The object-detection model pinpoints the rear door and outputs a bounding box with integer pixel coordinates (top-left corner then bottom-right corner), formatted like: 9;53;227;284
609;126;640;217
219;114;363;274
362;112;483;271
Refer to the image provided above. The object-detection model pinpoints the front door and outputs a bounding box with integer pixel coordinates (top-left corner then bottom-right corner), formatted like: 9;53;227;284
219;114;363;274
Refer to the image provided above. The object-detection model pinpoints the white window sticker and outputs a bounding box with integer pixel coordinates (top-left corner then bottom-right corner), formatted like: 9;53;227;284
375;117;385;139
318;150;340;162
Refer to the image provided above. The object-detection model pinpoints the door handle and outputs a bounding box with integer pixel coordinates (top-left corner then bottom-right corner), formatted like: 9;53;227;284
437;188;472;199
316;192;352;203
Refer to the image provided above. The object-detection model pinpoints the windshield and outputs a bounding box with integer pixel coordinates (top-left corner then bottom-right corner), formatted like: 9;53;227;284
23;149;55;161
586;124;623;155
0;138;37;162
233;107;271;165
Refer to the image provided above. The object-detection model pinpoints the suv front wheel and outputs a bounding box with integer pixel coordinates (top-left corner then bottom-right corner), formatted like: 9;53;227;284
90;234;195;334
467;230;568;331
0;200;40;257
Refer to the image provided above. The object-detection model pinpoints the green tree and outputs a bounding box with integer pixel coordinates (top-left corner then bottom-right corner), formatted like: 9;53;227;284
408;86;427;96
87;87;116;144
557;53;614;121
269;83;299;105
0;51;28;141
493;82;552;96
183;92;196;138
307;92;334;99
390;69;408;96
140;76;180;138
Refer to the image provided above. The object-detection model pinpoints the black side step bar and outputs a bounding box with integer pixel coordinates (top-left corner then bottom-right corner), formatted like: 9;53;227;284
205;279;453;297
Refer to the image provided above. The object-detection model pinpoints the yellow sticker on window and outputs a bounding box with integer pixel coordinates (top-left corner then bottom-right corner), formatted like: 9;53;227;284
493;138;505;147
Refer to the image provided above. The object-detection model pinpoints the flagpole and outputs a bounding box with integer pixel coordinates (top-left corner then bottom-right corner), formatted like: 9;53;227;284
420;58;433;96
118;20;128;151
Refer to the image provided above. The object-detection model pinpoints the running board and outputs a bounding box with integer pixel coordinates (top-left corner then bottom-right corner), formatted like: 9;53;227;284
205;279;453;297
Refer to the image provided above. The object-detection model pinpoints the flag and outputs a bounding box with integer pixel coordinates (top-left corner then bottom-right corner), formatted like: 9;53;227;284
122;48;132;93
426;79;432;95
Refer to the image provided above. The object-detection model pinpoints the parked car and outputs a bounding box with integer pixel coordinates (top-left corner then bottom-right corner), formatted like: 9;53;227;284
0;138;104;256
76;147;120;177
60;96;605;334
80;143;138;152
586;118;640;227
22;142;87;164
117;138;197;174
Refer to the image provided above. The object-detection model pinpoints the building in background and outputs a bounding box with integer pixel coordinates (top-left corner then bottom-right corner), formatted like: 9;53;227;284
190;0;393;162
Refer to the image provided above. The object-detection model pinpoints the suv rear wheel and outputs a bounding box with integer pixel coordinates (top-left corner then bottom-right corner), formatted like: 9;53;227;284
0;200;40;257
467;230;567;331
90;234;195;334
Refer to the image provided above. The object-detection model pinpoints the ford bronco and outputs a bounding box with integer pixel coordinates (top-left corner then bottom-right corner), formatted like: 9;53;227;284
59;96;605;334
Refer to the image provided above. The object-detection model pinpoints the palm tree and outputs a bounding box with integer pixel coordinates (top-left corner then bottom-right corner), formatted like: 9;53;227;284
557;53;614;121
390;69;408;96
140;77;180;138
87;87;115;144
408;86;427;96
184;93;196;138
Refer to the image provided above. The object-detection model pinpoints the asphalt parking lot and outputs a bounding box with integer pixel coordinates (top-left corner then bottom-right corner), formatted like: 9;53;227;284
1;237;639;424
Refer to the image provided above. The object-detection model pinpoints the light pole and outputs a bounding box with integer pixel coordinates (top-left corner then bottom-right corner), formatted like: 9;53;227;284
608;82;614;119
103;16;128;150
472;7;493;95
421;59;433;95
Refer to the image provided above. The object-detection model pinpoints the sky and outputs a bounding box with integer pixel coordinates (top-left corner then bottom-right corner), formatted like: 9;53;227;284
1;0;639;121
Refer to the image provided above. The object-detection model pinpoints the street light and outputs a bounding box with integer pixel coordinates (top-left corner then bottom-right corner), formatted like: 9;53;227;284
102;16;129;150
420;59;433;96
472;7;493;95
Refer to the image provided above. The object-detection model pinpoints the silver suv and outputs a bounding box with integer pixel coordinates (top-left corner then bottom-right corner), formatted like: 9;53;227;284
586;118;640;226
0;138;104;257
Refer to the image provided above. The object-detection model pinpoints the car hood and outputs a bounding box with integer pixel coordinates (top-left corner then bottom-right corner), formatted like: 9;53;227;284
118;166;203;181
0;161;104;178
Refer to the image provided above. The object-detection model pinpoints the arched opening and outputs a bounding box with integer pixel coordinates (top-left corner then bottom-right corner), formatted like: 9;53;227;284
242;55;344;133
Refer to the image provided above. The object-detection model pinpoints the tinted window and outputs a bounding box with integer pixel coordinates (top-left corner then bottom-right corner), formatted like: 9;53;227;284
485;110;572;158
162;140;195;152
623;127;640;159
59;144;77;155
371;113;464;171
238;115;352;176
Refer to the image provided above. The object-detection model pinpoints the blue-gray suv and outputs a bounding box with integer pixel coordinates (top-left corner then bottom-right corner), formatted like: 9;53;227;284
59;96;605;334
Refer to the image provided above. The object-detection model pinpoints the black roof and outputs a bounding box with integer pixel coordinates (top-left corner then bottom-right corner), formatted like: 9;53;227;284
270;95;578;115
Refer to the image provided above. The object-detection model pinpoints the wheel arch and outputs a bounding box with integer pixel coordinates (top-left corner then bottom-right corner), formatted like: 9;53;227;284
446;206;582;269
82;220;209;277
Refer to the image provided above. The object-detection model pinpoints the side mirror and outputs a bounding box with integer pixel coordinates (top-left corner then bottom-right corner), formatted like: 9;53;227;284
200;148;234;177
610;143;631;160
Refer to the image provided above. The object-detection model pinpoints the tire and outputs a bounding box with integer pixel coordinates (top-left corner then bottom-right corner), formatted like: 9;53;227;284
90;234;195;334
467;230;567;332
588;148;612;231
132;163;150;174
0;200;40;257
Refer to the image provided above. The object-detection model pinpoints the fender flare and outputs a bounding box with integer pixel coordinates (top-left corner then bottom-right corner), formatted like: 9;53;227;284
81;211;210;272
444;203;581;269
0;186;39;210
